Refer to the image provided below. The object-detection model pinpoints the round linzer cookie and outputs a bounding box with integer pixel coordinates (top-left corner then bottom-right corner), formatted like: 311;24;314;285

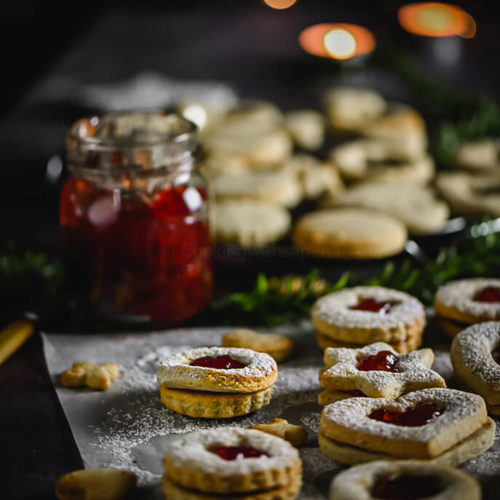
284;109;325;151
454;138;500;171
322;183;449;236
210;201;291;247
162;428;302;499
157;347;278;418
318;387;495;465
451;322;500;415
329;460;481;500
434;278;500;337
311;287;425;353
293;209;407;259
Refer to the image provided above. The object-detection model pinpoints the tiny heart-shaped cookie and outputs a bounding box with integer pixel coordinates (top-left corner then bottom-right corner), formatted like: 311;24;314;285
55;469;137;500
320;342;446;399
319;388;495;464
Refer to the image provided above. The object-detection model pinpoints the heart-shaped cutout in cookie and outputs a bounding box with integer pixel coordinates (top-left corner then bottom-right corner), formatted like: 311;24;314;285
320;388;492;459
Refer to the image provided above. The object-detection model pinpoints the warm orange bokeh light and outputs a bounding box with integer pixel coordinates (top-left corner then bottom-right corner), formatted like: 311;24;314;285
299;23;375;60
263;0;297;10
398;3;476;38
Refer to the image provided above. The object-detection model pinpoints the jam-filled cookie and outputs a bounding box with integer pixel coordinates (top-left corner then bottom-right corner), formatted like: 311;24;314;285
312;287;425;353
329;460;481;500
162;428;302;500
451;321;500;415
318;342;446;405
318;388;495;465
157;347;277;418
434;278;500;337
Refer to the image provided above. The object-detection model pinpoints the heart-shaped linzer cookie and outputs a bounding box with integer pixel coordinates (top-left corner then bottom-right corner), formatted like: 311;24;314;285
320;388;494;459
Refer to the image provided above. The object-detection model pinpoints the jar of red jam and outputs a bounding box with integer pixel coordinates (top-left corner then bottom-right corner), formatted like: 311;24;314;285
60;111;213;326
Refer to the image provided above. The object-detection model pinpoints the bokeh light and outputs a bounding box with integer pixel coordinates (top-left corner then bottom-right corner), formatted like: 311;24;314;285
263;0;297;10
398;2;476;38
299;23;375;60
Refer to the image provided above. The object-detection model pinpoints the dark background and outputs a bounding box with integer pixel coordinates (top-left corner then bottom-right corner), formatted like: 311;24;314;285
1;1;500;498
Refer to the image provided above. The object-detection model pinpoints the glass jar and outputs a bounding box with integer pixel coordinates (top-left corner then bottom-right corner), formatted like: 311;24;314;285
60;111;213;326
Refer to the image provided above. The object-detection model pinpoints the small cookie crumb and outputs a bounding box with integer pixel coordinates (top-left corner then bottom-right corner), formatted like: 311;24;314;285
251;418;307;446
61;362;120;390
55;468;137;500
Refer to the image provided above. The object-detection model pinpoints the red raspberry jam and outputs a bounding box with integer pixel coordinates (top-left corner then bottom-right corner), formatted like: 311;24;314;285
368;403;442;427
210;446;266;461
473;286;500;302
350;299;395;314
347;390;365;397
371;473;444;499
190;355;246;369
357;351;399;372
60;178;213;326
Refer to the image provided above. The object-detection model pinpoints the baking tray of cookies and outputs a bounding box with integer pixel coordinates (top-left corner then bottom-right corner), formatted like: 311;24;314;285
42;318;500;500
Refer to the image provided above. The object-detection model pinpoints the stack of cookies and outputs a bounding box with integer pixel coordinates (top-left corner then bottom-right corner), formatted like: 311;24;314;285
434;277;500;337
318;387;496;466
311;287;426;353
318;342;446;406
157;346;278;418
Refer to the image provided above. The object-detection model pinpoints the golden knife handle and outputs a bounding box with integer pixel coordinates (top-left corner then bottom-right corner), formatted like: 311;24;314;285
0;320;34;365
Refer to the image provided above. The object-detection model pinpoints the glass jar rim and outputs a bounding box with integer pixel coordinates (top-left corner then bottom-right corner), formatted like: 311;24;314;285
66;110;197;150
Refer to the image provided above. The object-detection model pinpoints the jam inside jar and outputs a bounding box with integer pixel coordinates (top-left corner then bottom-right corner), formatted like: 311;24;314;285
60;112;213;326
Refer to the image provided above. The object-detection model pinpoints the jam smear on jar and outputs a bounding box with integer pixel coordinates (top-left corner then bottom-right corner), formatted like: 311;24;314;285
473;286;500;302
371;473;444;499
350;299;396;314
210;446;266;461
368;403;442;427
357;351;399;372
191;355;246;369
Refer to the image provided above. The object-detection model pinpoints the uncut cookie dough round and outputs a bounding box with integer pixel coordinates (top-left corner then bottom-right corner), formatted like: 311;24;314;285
312;286;426;344
211;169;302;208
322;183;449;235
329;460;481;500
163;428;302;494
434;278;500;332
293;209;407;259
451;322;500;414
210;202;291;247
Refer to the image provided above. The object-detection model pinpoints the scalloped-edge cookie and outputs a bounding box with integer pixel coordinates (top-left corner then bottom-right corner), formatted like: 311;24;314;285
329;460;481;500
319;388;494;463
163;428;302;496
451;321;500;415
434;278;500;337
319;342;445;400
157;347;278;418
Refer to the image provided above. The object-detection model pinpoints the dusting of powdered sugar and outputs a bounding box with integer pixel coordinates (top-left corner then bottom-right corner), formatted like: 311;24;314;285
312;286;425;330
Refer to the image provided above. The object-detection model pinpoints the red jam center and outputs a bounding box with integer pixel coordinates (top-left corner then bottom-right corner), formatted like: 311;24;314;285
190;355;246;369
350;299;394;314
210;446;265;461
368;403;442;427
371;473;444;499
473;286;500;302
357;351;399;372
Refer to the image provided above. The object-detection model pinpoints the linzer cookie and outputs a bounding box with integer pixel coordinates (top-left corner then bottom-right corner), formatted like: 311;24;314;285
318;388;495;465
451;322;500;415
434;278;500;337
329;460;481;500
318;342;445;405
162;428;302;499
312;287;425;353
157;347;277;418
293;209;407;259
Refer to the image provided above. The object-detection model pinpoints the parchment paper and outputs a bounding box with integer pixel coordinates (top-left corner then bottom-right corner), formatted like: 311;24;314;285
42;319;500;499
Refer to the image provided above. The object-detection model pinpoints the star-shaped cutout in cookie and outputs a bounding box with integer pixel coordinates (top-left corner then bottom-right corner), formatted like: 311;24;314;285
320;342;446;399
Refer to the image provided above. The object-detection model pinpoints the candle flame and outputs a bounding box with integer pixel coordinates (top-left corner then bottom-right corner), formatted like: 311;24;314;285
324;29;357;60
